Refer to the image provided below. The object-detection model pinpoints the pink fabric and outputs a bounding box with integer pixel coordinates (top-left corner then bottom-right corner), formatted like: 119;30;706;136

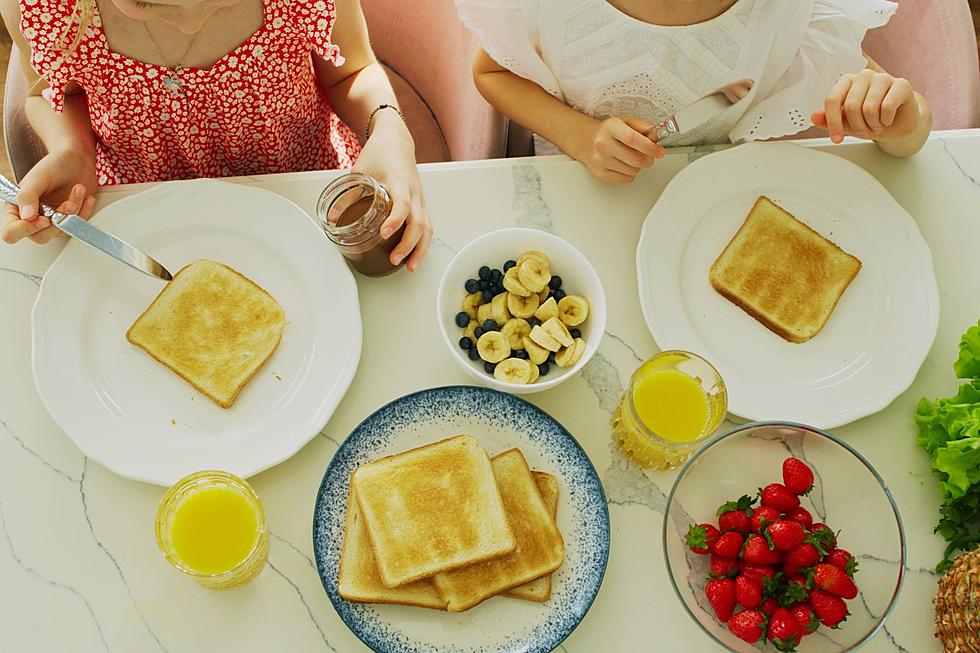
382;64;450;164
361;0;509;161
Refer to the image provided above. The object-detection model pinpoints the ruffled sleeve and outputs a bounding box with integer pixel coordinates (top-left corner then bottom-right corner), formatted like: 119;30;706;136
18;0;93;113
298;0;345;66
728;0;897;143
455;0;562;98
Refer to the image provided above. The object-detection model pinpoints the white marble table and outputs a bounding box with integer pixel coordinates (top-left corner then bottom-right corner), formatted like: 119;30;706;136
2;131;979;653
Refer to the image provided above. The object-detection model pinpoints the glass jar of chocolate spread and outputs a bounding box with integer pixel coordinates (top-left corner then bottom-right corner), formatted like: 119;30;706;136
316;173;406;277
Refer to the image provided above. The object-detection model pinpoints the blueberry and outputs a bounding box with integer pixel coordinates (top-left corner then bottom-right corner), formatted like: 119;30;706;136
478;265;491;280
570;328;582;339
490;269;503;283
482;289;495;303
474;327;485;338
538;362;550;376
552;289;567;301
464;279;480;294
548;351;557;363
467;347;481;361
503;260;517;272
482;319;497;332
484;361;497;374
514;349;529;360
491;283;505;295
528;317;541;327
548;276;562;290
454;311;470;328
459;337;472;350
478;279;490;291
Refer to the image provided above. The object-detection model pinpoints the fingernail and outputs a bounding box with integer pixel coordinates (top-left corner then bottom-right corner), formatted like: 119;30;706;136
21;204;35;220
37;217;50;228
72;185;85;199
62;202;78;214
381;228;393;239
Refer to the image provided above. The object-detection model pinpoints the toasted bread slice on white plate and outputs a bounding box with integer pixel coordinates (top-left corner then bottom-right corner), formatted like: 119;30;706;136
433;449;565;612
352;435;515;588
126;259;286;408
709;196;861;344
338;490;448;609
504;470;560;603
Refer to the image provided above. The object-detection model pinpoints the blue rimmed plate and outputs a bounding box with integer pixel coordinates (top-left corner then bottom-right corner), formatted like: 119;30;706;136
313;385;610;653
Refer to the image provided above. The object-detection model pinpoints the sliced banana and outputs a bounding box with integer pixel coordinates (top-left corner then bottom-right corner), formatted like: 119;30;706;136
462;292;482;321
507;291;539;319
542;317;574;348
555;337;587;368
527;362;540;384
538;287;550;303
517;250;551;270
517;257;550;293
491;292;512;324
529;325;562;352
494;358;532;384
464;320;478;344
501;318;531;349
477;302;493;325
534;297;559;322
523;336;551;364
503;267;532;297
477;331;511;364
558;295;590;326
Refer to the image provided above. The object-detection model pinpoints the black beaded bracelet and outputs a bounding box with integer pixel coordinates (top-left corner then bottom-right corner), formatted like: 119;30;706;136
365;103;405;140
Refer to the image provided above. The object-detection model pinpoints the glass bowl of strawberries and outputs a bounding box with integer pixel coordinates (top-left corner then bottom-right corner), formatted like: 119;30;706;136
663;421;905;652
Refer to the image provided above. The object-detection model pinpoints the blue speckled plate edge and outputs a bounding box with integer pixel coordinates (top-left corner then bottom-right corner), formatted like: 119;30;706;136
312;385;610;653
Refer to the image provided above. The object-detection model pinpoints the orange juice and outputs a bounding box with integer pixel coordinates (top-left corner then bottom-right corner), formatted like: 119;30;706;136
156;471;268;589
612;351;726;469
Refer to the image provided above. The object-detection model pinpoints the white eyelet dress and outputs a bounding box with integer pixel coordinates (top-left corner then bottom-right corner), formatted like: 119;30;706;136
456;0;897;149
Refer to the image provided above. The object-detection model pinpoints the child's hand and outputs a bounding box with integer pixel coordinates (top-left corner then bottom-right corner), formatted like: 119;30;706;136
1;149;98;245
811;70;920;144
574;116;666;184
353;112;431;272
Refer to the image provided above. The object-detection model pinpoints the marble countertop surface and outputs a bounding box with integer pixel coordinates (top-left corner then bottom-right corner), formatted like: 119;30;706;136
2;131;979;653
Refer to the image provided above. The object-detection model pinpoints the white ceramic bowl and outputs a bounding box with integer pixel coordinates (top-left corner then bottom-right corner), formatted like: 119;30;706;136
437;228;606;395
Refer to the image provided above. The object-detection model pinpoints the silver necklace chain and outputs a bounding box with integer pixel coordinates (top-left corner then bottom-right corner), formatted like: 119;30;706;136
142;22;203;98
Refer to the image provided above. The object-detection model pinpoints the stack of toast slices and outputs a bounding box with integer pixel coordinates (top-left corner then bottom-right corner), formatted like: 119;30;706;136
339;435;565;612
709;196;862;344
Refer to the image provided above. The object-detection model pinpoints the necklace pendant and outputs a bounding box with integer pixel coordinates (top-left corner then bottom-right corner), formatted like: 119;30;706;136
163;73;185;98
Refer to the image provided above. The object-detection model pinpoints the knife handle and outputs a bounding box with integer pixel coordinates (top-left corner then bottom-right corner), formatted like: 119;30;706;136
644;116;679;143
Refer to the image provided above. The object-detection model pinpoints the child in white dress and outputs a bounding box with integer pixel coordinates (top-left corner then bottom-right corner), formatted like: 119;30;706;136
458;0;932;182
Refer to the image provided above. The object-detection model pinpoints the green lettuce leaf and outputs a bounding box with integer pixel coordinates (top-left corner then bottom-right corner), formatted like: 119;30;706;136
954;321;980;380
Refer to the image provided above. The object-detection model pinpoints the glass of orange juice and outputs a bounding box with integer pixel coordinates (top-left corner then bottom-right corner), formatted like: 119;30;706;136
611;350;727;470
155;470;268;590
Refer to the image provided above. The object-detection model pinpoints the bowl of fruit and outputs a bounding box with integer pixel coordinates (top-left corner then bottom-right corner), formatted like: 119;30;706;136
437;227;606;394
664;422;905;652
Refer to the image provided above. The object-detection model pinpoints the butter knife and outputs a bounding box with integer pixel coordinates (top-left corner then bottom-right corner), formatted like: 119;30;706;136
0;175;173;281
645;79;755;142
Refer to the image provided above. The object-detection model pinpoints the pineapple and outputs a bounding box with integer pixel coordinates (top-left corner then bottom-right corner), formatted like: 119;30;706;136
935;548;980;653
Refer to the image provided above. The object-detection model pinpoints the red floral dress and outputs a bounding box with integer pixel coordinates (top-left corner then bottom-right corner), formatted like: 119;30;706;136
19;0;361;185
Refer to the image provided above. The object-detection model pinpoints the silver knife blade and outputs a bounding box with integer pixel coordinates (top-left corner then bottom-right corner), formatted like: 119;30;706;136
51;213;173;281
646;79;755;141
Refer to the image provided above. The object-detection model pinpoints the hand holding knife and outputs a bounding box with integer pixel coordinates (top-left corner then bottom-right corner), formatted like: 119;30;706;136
644;79;755;142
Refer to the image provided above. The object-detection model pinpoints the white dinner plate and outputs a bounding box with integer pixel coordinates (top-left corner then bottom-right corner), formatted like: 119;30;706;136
636;142;939;428
32;179;362;485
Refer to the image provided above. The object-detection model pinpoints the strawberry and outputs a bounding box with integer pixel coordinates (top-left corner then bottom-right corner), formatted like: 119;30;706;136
761;598;780;616
712;532;744;559
727;609;767;644
809;589;849;627
813;563;858;599
807;523;837;554
743;534;782;565
782;457;814;495
778;576;809;608
717;495;755;533
825;548;859;577
739;562;778;583
751;505;781;534
735;574;763;609
767;608;802;652
765;520;806;551
790;603;820;635
760;483;800;513
783;543;820;577
710;553;740;578
786;507;813;530
706;577;737;621
685;523;721;555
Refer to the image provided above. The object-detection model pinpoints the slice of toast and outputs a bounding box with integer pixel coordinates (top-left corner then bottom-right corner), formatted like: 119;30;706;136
126;259;285;408
432;449;565;612
337;471;557;609
709;196;861;343
338;489;448;609
352;435;515;588
504;471;559;602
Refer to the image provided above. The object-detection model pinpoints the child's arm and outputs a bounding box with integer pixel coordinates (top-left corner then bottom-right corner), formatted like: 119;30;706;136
0;0;98;245
311;0;430;271
472;48;664;183
811;58;931;158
